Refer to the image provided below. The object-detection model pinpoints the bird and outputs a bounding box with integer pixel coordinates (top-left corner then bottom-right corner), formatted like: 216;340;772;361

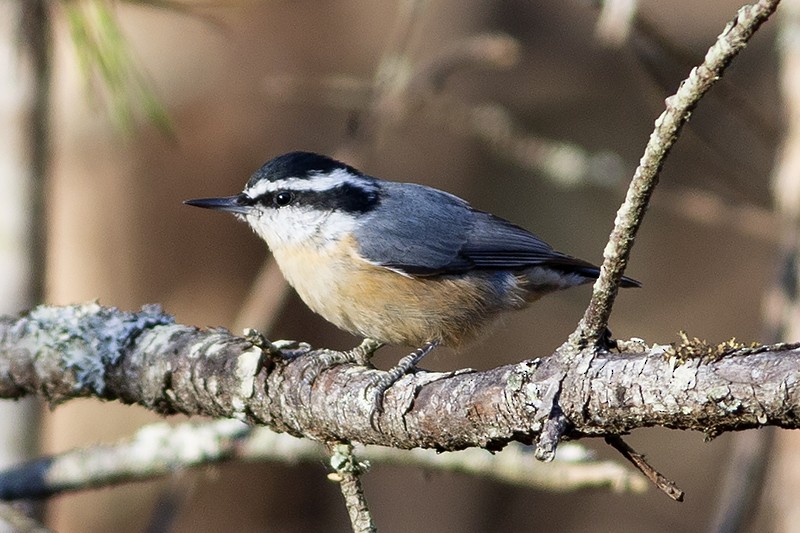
185;151;639;415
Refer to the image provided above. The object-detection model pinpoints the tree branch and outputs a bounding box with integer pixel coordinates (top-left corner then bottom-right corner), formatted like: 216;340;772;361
574;0;781;346
511;0;783;465
0;419;646;501
1;304;798;453
604;435;684;501
327;443;375;533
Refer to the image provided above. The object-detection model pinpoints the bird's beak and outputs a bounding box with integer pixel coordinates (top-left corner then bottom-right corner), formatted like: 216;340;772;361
184;195;253;215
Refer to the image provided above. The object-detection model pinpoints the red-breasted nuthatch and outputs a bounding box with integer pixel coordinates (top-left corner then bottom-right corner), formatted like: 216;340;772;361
185;152;639;407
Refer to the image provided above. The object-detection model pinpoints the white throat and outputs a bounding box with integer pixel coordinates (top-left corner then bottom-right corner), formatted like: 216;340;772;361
240;207;358;251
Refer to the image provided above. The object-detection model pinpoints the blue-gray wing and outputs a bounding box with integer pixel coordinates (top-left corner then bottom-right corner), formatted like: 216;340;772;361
354;182;601;277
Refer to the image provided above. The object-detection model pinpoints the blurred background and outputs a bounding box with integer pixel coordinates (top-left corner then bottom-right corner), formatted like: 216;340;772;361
0;0;793;531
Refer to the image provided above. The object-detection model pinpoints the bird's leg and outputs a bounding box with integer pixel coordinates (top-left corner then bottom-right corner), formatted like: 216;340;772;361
317;338;385;366
369;340;439;426
348;337;386;365
303;338;384;388
598;327;617;351
243;329;312;360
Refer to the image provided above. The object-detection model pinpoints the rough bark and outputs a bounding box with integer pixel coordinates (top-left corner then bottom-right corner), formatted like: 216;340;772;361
1;304;797;452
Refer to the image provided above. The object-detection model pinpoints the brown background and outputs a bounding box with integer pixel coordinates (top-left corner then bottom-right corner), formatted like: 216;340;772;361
40;1;781;531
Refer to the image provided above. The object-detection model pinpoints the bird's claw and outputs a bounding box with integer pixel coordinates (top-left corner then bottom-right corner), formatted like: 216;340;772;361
302;338;384;388
366;341;439;430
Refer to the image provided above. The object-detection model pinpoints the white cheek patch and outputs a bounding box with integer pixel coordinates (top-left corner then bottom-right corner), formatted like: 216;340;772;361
319;210;361;241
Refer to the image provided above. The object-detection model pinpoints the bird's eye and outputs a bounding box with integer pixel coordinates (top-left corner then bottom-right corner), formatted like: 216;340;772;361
274;191;294;207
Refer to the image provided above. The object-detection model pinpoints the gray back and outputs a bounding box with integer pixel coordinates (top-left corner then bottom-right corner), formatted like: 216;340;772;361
355;181;589;277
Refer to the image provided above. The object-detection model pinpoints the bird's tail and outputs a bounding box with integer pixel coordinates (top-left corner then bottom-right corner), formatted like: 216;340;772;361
518;256;640;298
559;263;641;288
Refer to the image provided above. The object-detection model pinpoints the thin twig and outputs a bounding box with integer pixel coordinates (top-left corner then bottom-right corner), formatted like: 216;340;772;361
327;443;376;533
605;435;685;502
573;0;782;346
0;421;646;500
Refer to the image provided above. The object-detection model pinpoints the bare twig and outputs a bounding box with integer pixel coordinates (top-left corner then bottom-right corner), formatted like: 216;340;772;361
446;100;628;189
633;15;779;148
359;441;647;494
605;435;684;502
0;420;248;500
0;421;645;500
574;0;782;347
327;443;375;533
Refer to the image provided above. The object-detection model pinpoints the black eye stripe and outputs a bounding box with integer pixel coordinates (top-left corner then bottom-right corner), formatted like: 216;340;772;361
254;183;380;214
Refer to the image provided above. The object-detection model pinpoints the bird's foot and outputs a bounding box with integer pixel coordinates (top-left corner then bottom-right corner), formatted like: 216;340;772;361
317;337;385;366
368;341;439;429
303;338;384;387
243;329;312;360
598;327;617;351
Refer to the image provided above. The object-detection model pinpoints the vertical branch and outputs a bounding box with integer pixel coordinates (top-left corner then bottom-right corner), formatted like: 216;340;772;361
572;0;782;346
328;443;376;533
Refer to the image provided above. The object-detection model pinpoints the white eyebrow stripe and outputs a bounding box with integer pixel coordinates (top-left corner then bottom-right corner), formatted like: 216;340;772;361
244;168;369;198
